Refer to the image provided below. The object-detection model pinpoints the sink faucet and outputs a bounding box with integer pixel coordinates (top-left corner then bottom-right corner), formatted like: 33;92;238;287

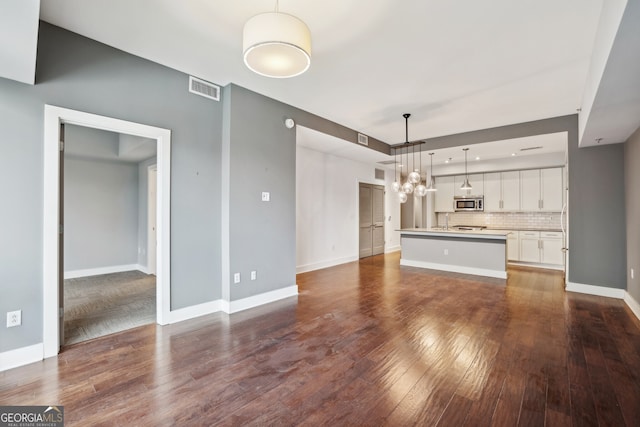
445;213;449;230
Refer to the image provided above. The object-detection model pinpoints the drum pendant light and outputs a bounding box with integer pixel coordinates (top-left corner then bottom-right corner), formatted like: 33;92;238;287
243;1;311;78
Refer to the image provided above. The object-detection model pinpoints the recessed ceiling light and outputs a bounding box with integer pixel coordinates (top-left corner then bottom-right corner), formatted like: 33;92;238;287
511;153;516;156
445;159;450;164
475;156;480;160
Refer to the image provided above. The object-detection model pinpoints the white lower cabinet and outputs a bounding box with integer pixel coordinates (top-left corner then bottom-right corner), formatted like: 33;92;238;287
540;231;564;265
519;231;541;263
517;230;563;265
506;232;519;261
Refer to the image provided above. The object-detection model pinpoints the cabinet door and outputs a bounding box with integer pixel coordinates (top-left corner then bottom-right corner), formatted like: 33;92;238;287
541;168;563;212
501;171;520;211
520;169;541;211
507;232;519;261
484;172;501;211
434;176;454;212
541;231;563;265
519;231;541;262
455;174;483;197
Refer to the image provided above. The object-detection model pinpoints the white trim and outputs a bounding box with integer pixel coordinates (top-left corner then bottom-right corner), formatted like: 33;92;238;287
385;245;401;254
0;343;43;372
64;264;143;279
624;291;640;321
400;259;508;279
147;164;158;276
221;285;298;314
508;261;564;271
565;282;625;299
43;105;171;358
168;300;222;324
296;256;358;274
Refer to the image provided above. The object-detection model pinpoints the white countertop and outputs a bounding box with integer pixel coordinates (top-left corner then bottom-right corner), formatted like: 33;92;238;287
398;228;509;240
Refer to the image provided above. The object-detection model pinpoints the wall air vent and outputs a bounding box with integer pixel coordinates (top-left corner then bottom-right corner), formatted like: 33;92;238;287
375;168;385;180
357;133;369;146
520;146;543;152
189;76;220;101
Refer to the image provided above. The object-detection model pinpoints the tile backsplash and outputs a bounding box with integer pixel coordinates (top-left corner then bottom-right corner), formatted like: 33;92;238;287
436;212;562;230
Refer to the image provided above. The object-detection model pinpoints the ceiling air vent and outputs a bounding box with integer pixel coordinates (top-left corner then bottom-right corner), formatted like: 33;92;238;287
520;146;543;152
189;76;220;101
357;133;369;146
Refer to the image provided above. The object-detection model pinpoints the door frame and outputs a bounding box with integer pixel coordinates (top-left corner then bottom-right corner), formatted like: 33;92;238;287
147;164;158;275
43;105;171;358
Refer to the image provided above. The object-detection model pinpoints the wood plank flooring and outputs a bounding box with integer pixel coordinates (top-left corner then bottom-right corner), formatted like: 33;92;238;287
2;252;640;426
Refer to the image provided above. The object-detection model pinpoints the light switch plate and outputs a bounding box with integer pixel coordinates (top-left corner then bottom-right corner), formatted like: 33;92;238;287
251;271;257;280
261;192;270;202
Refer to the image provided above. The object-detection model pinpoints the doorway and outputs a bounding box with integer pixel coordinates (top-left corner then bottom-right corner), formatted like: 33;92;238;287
359;183;385;258
43;105;172;358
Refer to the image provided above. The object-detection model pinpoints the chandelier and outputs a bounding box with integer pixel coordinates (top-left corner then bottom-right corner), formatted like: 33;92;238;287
391;114;428;203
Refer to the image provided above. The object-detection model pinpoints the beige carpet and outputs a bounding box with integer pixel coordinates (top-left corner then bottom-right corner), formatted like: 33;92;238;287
64;270;156;345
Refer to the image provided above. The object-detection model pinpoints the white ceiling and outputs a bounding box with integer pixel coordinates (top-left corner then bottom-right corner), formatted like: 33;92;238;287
2;1;637;153
37;0;606;144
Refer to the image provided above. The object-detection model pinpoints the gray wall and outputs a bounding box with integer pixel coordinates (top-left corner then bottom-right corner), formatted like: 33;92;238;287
567;138;626;288
625;127;640;301
64;156;139;271
225;85;297;300
0;22;222;352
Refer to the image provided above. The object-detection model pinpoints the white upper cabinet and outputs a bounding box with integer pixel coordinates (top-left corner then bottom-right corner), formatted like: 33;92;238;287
520;168;563;212
484;171;519;212
502;171;520;211
483;172;501;211
520;169;541;211
540;168;563;212
454;173;484;197
434;176;455;212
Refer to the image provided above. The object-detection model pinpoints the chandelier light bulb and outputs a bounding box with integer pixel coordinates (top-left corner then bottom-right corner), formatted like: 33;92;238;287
408;170;420;184
398;192;408;203
392;181;401;192
402;182;414;194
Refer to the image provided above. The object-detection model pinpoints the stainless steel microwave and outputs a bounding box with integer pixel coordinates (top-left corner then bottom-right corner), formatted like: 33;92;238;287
454;196;484;211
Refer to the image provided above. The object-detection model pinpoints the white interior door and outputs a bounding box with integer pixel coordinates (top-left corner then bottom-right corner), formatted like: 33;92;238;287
148;165;157;275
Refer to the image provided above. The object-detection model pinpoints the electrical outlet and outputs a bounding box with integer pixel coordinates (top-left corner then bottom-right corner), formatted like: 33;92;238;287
261;192;270;202
233;273;241;284
7;310;21;328
251;271;257;281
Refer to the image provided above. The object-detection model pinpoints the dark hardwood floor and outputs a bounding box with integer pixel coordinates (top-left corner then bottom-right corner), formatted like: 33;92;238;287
2;252;640;426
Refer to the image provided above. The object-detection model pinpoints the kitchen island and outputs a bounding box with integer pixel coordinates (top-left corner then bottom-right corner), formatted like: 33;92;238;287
399;228;510;279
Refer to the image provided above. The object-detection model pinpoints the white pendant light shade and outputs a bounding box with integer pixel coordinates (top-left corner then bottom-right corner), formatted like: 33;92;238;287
426;177;437;192
402;182;414;194
415;184;428;197
243;12;311;78
398;192;408;203
392;181;401;192
461;148;472;190
408;170;421;184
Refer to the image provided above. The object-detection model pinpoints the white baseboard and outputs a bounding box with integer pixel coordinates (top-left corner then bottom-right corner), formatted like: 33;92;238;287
400;259;507;279
0;343;43;372
508;261;563;271
64;264;143;279
168;300;222;324
222;285;298;314
385;246;401;254
624;291;640;322
565;282;625;299
296;256;358;274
